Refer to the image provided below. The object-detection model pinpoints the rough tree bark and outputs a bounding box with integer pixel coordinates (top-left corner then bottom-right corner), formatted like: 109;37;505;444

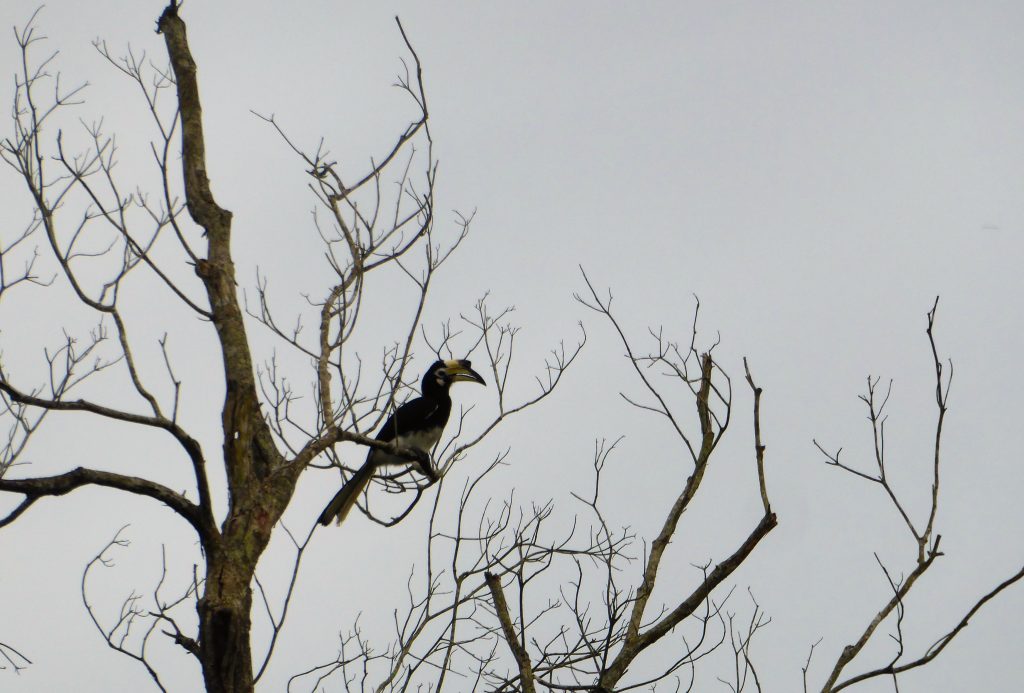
157;4;288;691
1;3;521;689
154;5;447;689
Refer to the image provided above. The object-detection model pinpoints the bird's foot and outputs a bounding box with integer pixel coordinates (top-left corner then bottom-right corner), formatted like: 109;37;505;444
413;450;438;482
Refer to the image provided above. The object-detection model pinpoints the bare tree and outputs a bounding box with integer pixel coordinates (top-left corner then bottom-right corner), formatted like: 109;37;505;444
1;4;1021;693
0;3;579;692
285;275;777;692
280;293;1023;693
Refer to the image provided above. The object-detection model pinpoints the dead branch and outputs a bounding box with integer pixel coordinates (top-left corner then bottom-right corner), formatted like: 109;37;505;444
0;639;31;674
0;467;203;534
486;571;537;693
815;299;1021;692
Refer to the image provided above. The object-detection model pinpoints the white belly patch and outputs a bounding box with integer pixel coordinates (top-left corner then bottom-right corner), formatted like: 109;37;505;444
375;427;443;466
396;428;443;451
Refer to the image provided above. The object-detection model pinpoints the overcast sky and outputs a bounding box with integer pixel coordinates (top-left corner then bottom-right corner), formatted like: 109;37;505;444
1;1;1023;691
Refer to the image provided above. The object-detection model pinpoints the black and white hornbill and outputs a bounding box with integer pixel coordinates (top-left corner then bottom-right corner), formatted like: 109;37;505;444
318;359;486;526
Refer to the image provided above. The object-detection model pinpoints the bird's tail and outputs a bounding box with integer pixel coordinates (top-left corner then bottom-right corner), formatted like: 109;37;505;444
318;461;376;526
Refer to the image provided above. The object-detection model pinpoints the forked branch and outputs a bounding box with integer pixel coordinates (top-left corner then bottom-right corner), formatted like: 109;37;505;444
815;299;1021;691
485;572;537;693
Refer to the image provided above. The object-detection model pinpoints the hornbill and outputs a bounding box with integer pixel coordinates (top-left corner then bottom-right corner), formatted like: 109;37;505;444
318;359;486;526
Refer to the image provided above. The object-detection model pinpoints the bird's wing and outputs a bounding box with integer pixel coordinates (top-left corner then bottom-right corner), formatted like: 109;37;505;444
373;396;438;443
320;398;444;527
367;396;442;471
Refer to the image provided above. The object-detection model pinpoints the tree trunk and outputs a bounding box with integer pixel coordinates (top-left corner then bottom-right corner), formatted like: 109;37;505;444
157;4;297;691
197;569;255;693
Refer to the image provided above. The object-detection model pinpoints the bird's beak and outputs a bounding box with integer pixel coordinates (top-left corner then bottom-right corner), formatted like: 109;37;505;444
445;359;486;385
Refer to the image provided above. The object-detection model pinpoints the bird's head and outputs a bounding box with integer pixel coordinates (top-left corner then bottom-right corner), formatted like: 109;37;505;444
423;359;486;395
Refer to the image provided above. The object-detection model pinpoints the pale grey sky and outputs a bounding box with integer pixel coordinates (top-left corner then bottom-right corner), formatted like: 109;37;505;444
1;1;1022;691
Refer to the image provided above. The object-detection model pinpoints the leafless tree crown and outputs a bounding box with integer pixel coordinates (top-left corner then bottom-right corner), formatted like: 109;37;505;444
1;5;1020;693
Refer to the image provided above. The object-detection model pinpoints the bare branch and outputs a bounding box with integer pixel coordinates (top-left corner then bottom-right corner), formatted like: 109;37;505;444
743;358;771;515
831;562;1024;691
817;299;985;692
486;572;537;693
0;466;205;537
80;527;167;692
0;639;32;674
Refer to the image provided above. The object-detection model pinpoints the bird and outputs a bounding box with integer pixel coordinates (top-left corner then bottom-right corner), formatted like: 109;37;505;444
318;359;486;526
